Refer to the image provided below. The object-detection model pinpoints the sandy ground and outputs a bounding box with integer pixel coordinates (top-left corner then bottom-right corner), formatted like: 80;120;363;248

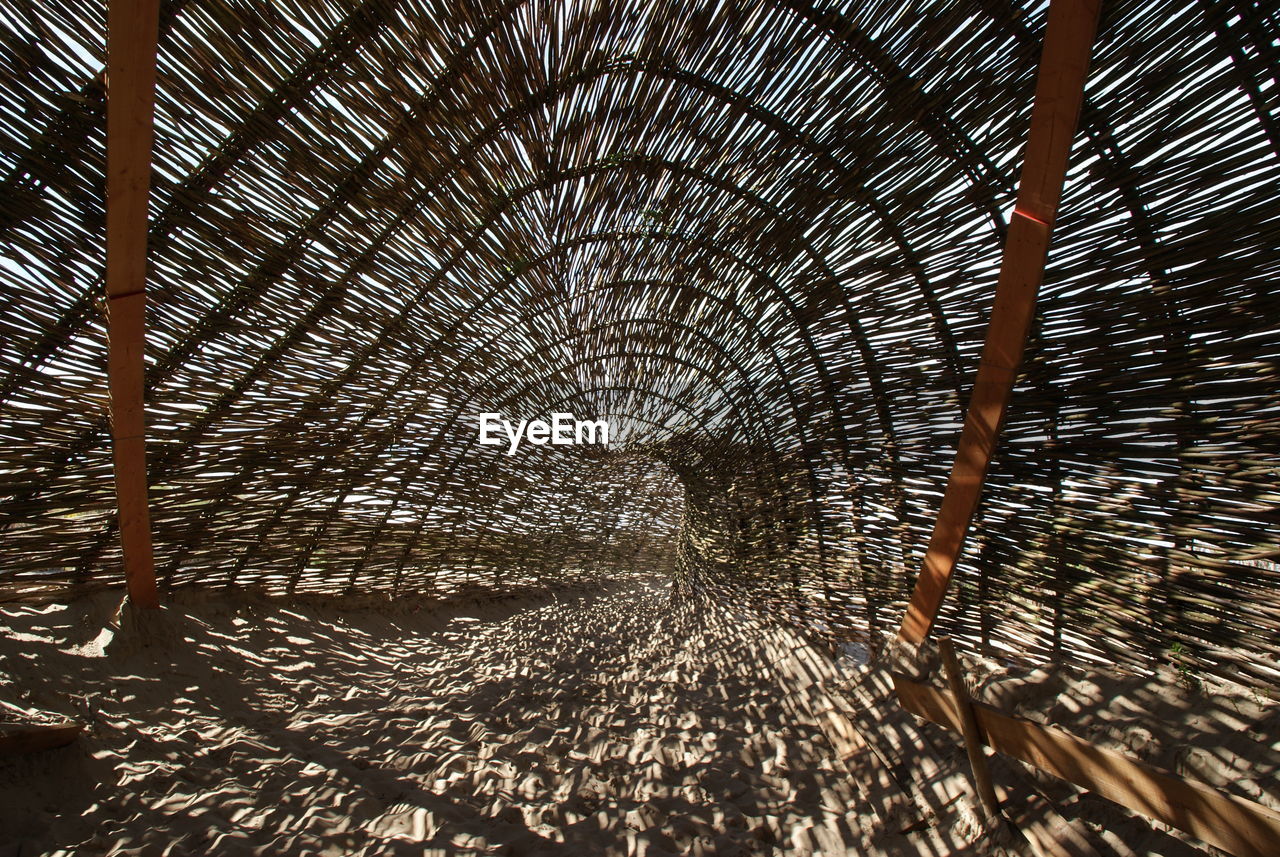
1;576;1005;857
2;575;1270;856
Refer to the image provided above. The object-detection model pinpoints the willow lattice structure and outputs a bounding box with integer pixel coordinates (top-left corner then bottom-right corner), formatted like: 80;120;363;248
1;0;1277;689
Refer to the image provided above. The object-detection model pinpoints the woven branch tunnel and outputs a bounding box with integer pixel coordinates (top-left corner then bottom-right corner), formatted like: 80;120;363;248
2;0;1278;694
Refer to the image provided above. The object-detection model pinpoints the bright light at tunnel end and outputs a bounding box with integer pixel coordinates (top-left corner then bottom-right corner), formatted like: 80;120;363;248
477;412;611;455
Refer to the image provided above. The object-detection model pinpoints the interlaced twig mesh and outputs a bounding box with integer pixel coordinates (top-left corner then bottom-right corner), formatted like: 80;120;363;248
1;0;1277;687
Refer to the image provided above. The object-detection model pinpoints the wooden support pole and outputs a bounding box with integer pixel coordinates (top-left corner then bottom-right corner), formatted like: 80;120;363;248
106;0;162;608
899;0;1100;644
939;637;1002;827
894;673;1280;857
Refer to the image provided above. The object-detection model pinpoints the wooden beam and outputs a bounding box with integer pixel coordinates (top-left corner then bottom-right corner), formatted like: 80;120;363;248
898;0;1100;643
0;722;82;757
894;673;1280;857
106;0;162;608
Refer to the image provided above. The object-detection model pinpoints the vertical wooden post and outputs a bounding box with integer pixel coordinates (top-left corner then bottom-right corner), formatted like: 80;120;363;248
939;637;1002;827
106;0;162;608
899;0;1100;643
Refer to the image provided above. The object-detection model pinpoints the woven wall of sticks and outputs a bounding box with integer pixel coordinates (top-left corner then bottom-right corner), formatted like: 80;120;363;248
1;0;1277;687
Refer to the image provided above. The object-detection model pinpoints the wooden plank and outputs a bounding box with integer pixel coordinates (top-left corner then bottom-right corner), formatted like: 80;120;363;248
0;722;82;757
899;0;1101;644
893;673;1280;857
106;0;162;608
938;637;1001;826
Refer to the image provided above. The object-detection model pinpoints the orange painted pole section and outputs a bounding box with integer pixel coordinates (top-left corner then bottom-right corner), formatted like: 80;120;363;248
899;0;1099;643
106;0;162;608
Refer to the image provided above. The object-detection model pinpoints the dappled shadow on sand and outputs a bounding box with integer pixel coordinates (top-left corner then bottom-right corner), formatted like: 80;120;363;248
6;574;1260;856
1;576;1017;856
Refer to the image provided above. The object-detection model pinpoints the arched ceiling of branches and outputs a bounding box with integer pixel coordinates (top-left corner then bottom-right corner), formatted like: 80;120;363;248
1;0;1277;685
